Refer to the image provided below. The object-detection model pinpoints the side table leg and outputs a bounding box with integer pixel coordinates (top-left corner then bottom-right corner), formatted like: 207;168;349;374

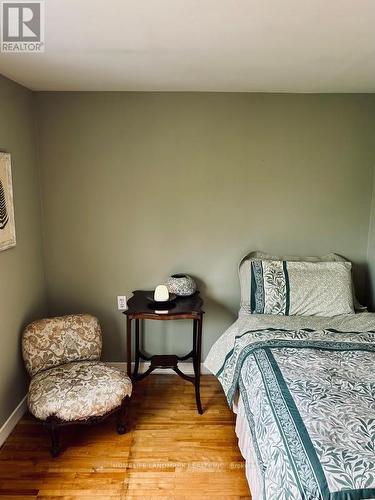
193;317;203;414
134;319;140;379
126;317;132;378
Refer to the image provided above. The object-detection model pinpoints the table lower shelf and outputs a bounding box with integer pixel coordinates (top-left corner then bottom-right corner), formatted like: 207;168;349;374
150;354;180;369
132;353;203;414
134;353;195;381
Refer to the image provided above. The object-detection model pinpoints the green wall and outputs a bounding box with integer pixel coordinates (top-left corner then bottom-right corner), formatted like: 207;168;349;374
366;167;375;309
0;76;46;427
35;92;375;361
1;82;374;432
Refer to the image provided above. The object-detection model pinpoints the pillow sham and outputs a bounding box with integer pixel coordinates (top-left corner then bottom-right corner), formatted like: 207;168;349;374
239;251;363;315
248;260;354;317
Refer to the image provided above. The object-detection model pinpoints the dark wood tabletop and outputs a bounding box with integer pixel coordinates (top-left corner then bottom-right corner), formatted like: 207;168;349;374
124;290;204;320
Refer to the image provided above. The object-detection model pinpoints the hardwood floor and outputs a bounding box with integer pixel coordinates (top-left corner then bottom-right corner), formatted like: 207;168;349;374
0;375;251;499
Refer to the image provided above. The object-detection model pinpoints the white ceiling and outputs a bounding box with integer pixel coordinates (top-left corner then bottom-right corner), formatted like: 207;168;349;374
0;0;375;92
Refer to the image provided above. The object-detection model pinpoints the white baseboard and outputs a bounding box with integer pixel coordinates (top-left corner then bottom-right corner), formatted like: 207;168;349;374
0;395;27;448
107;361;210;375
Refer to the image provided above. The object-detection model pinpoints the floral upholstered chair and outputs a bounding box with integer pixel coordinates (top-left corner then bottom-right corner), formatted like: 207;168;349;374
22;314;132;456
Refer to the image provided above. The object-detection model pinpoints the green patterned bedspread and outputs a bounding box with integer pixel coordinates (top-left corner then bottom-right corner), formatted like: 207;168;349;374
216;327;375;500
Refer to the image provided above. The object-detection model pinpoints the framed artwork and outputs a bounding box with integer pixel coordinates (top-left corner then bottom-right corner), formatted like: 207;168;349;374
0;153;16;251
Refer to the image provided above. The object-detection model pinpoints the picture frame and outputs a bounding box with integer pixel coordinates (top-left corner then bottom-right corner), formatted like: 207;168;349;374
0;153;16;251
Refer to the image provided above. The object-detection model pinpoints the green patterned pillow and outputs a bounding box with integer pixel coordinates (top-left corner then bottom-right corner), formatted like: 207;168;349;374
249;260;354;316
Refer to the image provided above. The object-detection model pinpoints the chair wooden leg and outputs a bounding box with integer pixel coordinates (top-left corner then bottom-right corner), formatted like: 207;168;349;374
47;418;61;457
116;397;127;434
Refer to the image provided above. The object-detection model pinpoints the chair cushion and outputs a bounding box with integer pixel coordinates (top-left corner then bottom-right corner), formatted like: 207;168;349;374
28;361;132;421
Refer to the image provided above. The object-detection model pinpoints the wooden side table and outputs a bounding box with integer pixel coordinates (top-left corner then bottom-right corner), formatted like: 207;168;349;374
123;290;204;414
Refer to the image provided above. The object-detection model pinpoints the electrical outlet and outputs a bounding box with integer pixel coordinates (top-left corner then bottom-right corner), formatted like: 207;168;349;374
117;295;127;311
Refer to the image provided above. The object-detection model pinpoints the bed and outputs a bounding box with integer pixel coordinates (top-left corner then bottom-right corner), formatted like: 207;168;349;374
204;253;375;500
